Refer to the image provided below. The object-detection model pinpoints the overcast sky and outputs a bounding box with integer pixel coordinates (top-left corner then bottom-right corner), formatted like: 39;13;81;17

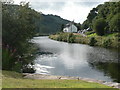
13;0;110;23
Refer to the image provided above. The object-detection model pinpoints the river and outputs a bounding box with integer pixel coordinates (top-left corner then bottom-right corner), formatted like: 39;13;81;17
32;36;119;82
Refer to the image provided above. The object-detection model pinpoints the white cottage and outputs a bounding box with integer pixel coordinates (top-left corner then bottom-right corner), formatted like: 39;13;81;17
63;21;77;33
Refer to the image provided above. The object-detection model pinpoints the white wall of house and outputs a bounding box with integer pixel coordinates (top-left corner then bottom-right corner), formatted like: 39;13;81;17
63;24;77;33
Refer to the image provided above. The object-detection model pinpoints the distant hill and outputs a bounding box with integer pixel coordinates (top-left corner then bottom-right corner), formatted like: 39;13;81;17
36;14;70;35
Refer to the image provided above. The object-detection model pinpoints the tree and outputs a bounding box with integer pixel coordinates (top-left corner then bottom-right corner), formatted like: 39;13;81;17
81;20;89;29
74;23;81;31
93;18;107;36
2;3;40;72
83;1;120;34
1;0;14;4
109;13;120;32
87;8;98;23
61;24;65;32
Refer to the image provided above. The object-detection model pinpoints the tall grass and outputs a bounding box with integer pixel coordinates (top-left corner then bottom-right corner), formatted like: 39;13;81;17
49;32;120;49
2;47;15;70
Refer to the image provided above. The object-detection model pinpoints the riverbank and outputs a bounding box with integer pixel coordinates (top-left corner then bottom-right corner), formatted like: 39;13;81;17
49;32;120;49
2;70;119;88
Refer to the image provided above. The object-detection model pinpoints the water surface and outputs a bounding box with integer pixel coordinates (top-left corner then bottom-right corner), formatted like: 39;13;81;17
32;36;119;82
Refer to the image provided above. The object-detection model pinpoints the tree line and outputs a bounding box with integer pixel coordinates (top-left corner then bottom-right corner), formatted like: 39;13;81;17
76;1;120;36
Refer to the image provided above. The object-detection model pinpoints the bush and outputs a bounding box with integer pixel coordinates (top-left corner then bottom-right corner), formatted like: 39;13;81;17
93;18;107;36
103;38;112;48
114;33;120;37
2;48;15;70
67;33;75;43
89;37;97;46
57;35;63;41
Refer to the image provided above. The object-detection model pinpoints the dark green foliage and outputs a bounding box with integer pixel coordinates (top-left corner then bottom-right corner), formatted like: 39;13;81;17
89;37;97;46
82;1;120;35
2;48;15;70
109;13;120;32
87;8;98;23
81;7;99;30
96;2;120;34
37;14;69;34
103;38;112;48
81;20;89;29
93;18;107;36
2;3;39;72
74;23;81;30
60;24;65;32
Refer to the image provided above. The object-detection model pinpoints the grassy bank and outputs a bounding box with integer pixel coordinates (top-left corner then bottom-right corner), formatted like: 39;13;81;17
49;32;120;49
2;70;113;88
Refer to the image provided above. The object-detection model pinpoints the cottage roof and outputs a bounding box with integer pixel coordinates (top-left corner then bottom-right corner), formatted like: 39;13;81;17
65;21;74;27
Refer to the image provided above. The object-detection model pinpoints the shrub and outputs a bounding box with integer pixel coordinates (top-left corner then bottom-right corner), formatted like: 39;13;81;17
57;35;62;41
114;33;120;41
89;37;97;46
93;18;107;36
67;33;75;43
2;48;15;70
103;38;112;48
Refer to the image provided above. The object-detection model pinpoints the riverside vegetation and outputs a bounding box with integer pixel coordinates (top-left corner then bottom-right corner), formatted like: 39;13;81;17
49;32;120;49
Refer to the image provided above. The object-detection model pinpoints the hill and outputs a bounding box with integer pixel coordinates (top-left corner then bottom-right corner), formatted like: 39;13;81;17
36;14;70;35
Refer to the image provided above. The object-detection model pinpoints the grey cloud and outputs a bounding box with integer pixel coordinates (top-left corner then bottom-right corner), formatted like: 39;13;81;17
31;2;66;11
74;2;103;7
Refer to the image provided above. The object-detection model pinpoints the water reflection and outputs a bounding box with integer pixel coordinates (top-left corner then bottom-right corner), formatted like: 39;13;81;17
88;62;120;82
32;36;119;82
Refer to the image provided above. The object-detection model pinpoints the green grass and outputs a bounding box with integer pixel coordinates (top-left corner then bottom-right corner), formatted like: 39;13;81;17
2;70;113;88
87;33;97;37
